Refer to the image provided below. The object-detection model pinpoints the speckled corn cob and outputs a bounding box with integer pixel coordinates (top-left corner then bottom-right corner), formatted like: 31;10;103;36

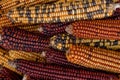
1;27;50;52
50;34;120;51
7;0;118;23
66;45;120;73
0;0;58;13
0;67;22;80
8;50;45;62
9;59;119;80
66;20;120;40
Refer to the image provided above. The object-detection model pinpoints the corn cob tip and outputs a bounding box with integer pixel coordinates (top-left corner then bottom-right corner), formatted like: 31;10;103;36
0;34;2;40
65;25;73;34
66;49;70;56
41;51;46;57
22;75;30;80
8;60;17;69
38;27;43;32
109;3;120;10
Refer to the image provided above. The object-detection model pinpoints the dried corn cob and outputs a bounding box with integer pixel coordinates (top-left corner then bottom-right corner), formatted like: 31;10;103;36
0;67;22;80
0;50;21;75
66;20;120;40
7;0;119;23
18;22;68;36
0;0;58;13
38;22;69;36
66;45;120;73
9;59;119;80
45;49;80;67
8;50;45;62
50;34;120;51
1;27;50;52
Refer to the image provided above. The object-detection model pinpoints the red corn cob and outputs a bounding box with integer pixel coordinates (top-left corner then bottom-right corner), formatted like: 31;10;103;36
0;27;50;52
66;20;120;40
9;59;119;80
45;49;80;67
0;66;22;80
38;22;69;36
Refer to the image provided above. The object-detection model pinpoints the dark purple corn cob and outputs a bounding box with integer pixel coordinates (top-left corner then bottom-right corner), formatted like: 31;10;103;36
45;49;80;67
0;27;50;52
38;22;70;36
9;59;119;80
0;66;22;80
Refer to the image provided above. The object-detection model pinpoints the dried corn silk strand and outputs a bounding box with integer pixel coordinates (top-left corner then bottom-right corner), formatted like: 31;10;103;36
66;20;120;40
8;50;45;62
66;45;120;73
50;34;120;51
9;59;119;80
0;67;22;80
7;0;118;23
1;27;50;52
44;49;80;67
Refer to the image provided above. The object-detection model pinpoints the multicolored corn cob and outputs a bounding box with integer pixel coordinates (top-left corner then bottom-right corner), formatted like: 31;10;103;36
7;0;119;23
18;22;69;36
1;27;50;52
0;0;58;13
8;50;45;62
0;67;22;80
66;45;120;73
50;34;120;51
9;59;119;80
66;20;120;40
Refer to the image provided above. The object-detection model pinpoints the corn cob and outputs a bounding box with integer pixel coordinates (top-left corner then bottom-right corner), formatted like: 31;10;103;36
1;27;50;52
66;20;120;40
0;67;22;80
7;0;119;23
18;22;68;36
45;49;80;67
0;51;21;75
66;45;120;73
50;34;120;51
0;0;58;13
38;22;69;36
8;50;45;62
9;59;119;80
